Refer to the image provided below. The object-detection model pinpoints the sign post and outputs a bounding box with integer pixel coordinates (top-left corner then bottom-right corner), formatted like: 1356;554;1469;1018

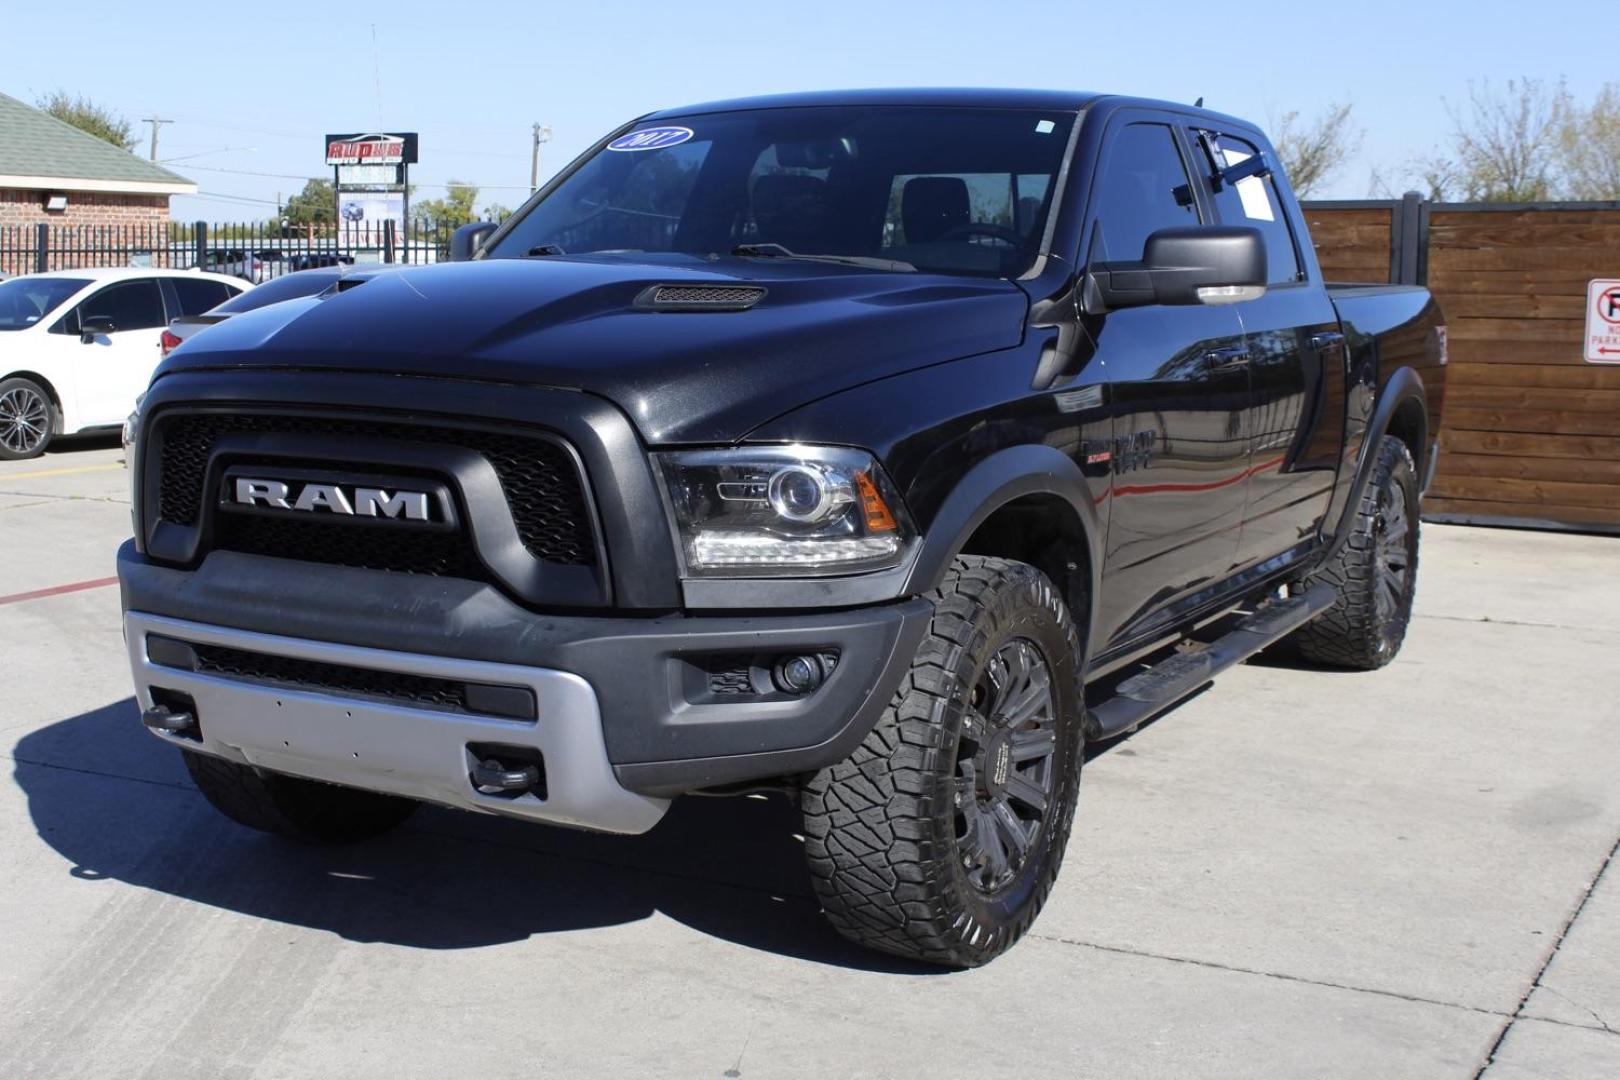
1585;278;1620;365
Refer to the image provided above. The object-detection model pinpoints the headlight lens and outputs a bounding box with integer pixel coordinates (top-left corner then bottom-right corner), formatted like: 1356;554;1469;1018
656;446;915;577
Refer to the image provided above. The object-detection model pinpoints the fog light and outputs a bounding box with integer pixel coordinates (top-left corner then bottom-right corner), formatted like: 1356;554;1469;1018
773;654;826;695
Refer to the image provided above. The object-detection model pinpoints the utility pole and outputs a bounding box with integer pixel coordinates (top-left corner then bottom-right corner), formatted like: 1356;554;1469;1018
530;123;552;193
143;115;172;162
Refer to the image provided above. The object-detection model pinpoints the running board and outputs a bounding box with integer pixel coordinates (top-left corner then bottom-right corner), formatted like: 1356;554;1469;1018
1087;583;1338;740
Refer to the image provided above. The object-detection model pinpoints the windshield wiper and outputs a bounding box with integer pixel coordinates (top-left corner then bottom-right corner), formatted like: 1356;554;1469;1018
526;244;566;256
729;243;914;272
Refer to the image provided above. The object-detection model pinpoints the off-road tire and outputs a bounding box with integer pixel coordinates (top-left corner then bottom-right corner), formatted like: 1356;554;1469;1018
801;555;1085;967
0;376;55;461
183;749;419;843
1289;435;1420;669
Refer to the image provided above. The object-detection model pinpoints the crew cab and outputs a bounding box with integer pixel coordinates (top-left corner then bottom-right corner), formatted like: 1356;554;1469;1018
117;90;1444;966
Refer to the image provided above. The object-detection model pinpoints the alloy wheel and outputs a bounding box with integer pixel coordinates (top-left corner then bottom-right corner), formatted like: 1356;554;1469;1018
1372;482;1412;625
0;386;48;456
955;637;1058;895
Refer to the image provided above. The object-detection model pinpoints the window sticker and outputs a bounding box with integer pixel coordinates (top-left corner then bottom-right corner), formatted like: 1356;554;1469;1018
607;126;695;152
1035;119;1056;134
1220;144;1275;222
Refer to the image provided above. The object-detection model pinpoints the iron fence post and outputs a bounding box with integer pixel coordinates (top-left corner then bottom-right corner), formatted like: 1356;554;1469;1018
383;219;396;264
34;222;48;273
193;221;208;271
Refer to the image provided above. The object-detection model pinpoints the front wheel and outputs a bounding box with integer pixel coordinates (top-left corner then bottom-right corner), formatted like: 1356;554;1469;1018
801;556;1085;967
0;377;55;461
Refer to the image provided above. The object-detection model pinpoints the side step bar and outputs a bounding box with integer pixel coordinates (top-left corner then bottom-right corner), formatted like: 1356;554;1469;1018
1087;583;1338;741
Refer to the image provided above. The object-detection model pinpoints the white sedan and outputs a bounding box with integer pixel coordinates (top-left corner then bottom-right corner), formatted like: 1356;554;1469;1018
0;268;247;459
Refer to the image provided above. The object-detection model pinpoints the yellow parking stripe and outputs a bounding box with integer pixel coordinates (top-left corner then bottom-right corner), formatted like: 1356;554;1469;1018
3;462;124;480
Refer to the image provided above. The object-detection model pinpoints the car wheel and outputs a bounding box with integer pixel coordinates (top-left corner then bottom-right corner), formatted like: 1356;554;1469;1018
1289;435;1420;670
0;377;55;461
801;555;1085;967
183;749;419;843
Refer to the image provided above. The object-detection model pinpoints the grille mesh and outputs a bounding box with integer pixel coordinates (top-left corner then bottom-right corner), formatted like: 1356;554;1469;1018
651;285;765;308
156;412;595;567
187;641;475;713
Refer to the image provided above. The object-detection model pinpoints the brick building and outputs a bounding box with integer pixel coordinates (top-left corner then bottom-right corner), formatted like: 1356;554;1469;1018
0;90;195;234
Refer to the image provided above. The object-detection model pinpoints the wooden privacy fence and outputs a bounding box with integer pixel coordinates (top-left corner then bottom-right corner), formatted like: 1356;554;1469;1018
1303;197;1620;533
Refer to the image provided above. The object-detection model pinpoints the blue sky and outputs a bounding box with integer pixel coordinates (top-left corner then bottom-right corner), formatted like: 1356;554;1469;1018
6;0;1606;219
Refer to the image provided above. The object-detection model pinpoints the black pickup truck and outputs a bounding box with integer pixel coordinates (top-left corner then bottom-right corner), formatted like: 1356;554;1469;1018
118;89;1445;966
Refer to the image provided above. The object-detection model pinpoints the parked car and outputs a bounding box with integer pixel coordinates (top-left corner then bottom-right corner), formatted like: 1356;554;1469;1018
198;248;288;283
119;90;1445;966
0;268;246;459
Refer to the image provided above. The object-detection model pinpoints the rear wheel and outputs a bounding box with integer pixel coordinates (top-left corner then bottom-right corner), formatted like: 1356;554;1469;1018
0;377;54;461
801;556;1085;967
183;749;418;843
1289;435;1419;669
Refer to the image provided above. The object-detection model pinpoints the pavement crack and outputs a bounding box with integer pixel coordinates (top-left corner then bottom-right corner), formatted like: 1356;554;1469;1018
1474;833;1620;1077
1535;985;1616;1036
1414;613;1615;634
1033;933;1509;1019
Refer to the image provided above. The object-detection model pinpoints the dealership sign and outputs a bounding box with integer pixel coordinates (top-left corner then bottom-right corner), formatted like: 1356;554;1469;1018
325;132;419;166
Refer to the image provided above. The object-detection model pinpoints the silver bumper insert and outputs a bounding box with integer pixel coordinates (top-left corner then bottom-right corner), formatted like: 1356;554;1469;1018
123;611;668;835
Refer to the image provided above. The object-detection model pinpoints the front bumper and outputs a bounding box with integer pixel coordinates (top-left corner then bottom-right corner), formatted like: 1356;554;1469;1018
119;542;931;830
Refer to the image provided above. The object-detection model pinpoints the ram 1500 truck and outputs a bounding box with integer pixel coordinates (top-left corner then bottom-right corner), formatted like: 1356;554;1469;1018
118;90;1446;967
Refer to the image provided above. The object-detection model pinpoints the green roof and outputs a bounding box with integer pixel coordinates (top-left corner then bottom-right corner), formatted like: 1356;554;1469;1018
0;91;194;193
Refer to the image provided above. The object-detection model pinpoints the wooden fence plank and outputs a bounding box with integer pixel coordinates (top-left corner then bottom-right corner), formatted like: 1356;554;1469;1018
1440;429;1620;461
1446;385;1620;413
1448;364;1620;390
1429;474;1620;510
1437;452;1620;486
1444;406;1620;438
1424;496;1620;529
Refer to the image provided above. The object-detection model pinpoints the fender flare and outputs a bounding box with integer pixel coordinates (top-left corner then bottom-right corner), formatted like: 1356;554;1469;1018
902;443;1104;644
1322;365;1428;562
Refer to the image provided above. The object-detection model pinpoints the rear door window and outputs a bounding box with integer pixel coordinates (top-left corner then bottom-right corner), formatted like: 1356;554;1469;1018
169;277;237;316
1203;133;1302;284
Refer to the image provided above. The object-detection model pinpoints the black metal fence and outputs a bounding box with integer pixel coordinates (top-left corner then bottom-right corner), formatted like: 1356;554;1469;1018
0;219;466;279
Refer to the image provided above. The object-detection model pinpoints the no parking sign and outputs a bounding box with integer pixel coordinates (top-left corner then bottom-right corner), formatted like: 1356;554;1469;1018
1587;279;1620;364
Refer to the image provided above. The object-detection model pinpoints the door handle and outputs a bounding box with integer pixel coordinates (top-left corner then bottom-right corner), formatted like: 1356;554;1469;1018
1308;331;1345;352
1203;345;1251;373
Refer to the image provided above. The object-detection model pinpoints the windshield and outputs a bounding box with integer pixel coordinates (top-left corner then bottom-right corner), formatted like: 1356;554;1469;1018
212;270;339;313
0;277;88;331
485;106;1076;278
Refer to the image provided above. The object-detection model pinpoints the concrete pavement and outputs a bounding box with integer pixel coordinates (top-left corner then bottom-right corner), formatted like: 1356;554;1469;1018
2;440;1617;1079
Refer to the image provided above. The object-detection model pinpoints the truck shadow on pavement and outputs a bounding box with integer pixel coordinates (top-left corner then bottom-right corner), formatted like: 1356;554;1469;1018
14;699;943;974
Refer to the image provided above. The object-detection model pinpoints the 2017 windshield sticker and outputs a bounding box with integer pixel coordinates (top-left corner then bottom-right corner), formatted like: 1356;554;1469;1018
607;126;695;152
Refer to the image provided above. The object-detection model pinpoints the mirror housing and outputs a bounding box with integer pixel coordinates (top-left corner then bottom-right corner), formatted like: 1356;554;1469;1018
79;315;116;343
1086;226;1266;311
450;221;498;262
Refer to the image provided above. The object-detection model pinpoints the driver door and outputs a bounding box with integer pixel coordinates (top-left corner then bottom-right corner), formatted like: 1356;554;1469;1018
55;278;169;429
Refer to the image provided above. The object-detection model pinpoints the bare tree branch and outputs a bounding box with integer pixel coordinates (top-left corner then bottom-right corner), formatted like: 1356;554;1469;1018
1273;101;1363;197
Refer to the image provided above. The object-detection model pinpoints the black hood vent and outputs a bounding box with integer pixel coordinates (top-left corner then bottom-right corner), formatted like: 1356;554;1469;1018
639;284;766;311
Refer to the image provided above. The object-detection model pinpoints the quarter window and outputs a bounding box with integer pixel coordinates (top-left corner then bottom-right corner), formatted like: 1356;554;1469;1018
169;277;237;316
1090;123;1200;263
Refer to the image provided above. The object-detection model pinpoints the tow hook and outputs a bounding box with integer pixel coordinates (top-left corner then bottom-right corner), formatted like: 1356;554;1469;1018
471;757;541;795
142;704;196;735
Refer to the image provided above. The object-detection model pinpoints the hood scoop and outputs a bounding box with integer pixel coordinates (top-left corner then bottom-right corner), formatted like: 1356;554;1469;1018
637;284;766;312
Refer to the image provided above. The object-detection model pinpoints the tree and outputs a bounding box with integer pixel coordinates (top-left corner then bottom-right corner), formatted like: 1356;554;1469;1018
1559;84;1620;200
281;178;336;229
35;91;136;152
1421;78;1570;201
482;202;514;222
1272;101;1362;197
415;180;480;227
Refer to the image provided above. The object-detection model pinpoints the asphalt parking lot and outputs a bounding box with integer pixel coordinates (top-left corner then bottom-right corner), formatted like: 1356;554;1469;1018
2;439;1617;1080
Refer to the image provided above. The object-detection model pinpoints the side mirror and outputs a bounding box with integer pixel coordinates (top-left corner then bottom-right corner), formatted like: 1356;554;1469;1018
1086;226;1266;311
79;315;116;343
450;221;498;262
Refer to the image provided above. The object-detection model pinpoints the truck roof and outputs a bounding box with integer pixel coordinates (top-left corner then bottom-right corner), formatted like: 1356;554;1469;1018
640;88;1256;132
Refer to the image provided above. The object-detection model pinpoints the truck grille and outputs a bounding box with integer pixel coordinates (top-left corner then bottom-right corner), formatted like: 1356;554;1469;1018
155;412;596;569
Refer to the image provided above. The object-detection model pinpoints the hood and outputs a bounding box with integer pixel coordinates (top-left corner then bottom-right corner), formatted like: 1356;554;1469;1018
155;256;1029;443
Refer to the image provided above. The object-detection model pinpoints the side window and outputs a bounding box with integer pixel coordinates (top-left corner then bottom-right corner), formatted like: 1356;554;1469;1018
169;277;235;316
75;280;167;333
1205;133;1301;284
1090;122;1200;262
